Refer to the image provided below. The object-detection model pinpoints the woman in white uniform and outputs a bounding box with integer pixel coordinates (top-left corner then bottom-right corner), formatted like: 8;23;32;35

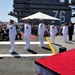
24;19;31;50
38;19;45;47
62;23;68;43
50;21;57;44
74;24;75;40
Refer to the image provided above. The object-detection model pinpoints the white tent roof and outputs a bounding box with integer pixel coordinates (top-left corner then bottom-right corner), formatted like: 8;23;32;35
21;12;60;20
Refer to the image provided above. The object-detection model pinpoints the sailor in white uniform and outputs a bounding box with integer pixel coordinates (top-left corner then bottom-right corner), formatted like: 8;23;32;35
38;19;45;47
50;21;57;44
73;24;75;40
8;20;16;53
24;19;31;50
62;23;68;42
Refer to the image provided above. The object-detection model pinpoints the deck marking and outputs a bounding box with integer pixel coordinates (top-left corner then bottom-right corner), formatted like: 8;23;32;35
0;54;53;57
46;37;56;54
0;41;48;45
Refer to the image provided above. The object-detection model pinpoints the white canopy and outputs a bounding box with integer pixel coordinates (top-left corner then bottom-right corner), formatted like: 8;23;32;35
21;12;60;20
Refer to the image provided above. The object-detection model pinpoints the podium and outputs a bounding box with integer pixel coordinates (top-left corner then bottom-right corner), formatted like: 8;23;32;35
35;49;75;75
59;47;67;53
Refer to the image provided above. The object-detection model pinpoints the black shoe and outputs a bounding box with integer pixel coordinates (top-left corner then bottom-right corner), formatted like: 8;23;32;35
69;39;72;41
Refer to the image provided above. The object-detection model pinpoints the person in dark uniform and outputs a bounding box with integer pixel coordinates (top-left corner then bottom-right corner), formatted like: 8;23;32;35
68;22;74;41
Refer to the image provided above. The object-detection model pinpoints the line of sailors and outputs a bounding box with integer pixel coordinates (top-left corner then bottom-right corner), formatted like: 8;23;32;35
7;19;75;53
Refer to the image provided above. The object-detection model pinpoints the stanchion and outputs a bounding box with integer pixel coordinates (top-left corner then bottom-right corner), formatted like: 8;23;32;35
59;47;67;53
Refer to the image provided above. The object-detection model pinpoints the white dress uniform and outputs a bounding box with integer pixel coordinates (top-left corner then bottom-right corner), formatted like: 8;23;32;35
8;24;16;52
74;25;75;39
50;25;57;43
24;23;31;50
62;25;68;42
38;23;45;47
